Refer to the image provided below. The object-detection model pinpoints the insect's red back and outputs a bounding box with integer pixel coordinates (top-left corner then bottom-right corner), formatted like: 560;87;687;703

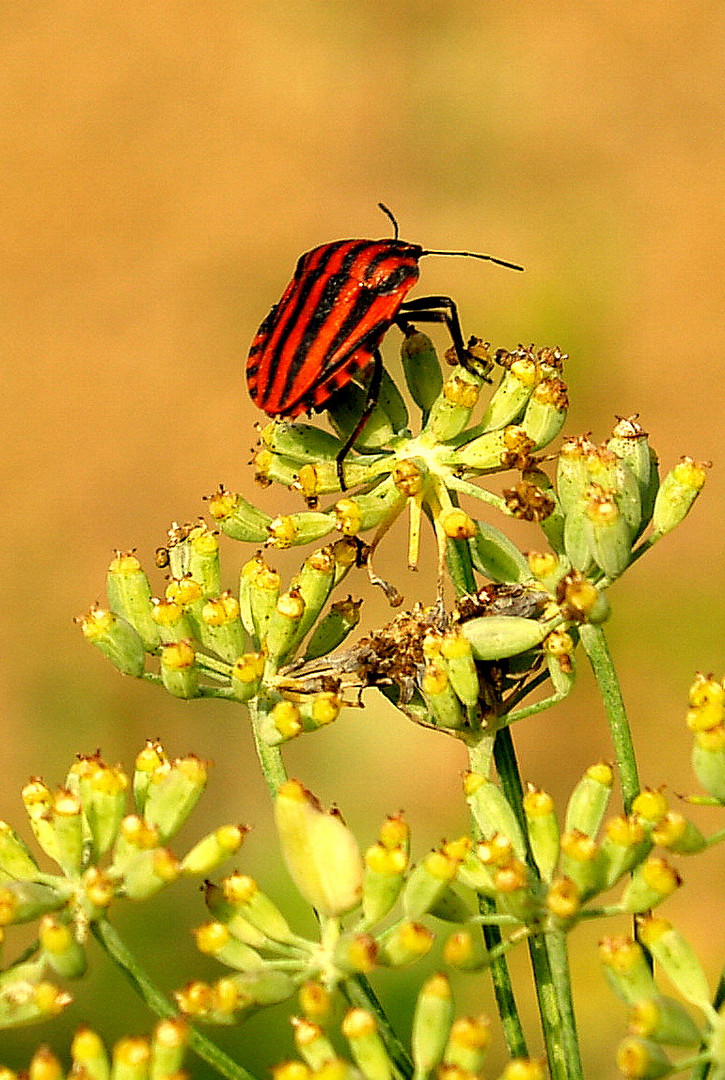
247;238;422;418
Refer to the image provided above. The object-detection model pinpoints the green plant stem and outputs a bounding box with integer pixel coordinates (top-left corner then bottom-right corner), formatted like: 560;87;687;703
493;729;573;1080
546;929;583;1080
92;918;258;1080
249;700;288;796
580;624;640;812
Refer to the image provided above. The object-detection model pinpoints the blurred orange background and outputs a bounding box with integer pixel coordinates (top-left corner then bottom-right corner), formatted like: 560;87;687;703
1;2;724;1075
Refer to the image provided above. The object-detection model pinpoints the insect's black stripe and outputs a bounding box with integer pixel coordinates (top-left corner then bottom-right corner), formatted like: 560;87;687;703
270;243;375;409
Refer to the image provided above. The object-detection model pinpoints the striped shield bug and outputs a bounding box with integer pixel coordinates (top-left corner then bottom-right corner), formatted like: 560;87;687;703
246;205;523;488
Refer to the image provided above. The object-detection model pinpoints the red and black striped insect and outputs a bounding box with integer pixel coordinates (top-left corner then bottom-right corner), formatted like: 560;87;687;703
247;205;522;487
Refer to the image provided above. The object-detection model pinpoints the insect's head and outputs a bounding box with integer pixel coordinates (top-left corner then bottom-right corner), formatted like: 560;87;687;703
377;201;524;273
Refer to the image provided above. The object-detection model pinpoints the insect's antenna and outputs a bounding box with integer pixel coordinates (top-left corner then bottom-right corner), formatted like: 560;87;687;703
422;248;524;272
377;202;399;240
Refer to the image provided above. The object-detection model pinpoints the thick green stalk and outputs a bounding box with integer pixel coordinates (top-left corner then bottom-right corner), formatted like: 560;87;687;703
92;918;258;1080
248;699;288;795
580;624;640;811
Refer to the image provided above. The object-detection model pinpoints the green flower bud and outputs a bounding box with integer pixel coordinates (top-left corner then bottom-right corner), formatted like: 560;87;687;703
258;700;303;746
468;519;532;584
376;921;434;967
22;778;58;863
143;754;207;842
564;763;614;839
411;973;455;1078
361;842;407;927
198;591;246;662
651;457;708;538
0;972;71;1029
442;929;489;972
70;1027;111;1080
304;596;362;661
599;936;659;1004
184;525;222;597
522;786;560;882
181;824;248;876
287;547;337;650
527;550;570;591
225;969;296;1008
106;552;160;651
121;847;180;900
0;821;40;880
687;672;725;731
444;1015;492;1075
0;881;67;925
298;691;342;733
275;781;363;917
608;417;652;493
265;589;307;666
557;436;596;514
585;486;634;578
293;1016;338;1071
112;814;159;873
206;485;272;543
425;368;485;442
651;812;706;854
39;915;87;978
463;773;526;860
240;554;281;648
479;358;537;432
440;629;480;712
402;849;461;920
221;872;295;944
50;789;84;876
160;640;199;699
74;755;128;859
230;652;265;702
132;740;167;816
267;511;335;549
342;1008;392;1080
193;921;264;971
637;915;711;1008
692;726;725;801
401;330;443;415
150;1018;190;1080
628;995;702;1047
332;932;378;976
520;377;568;449
600;815;652;888
462;612;555;662
260;419;346;463
327;380;396;450
620;857;681;913
557;831;605;901
80;605;146;678
334;476;405;536
421;661;466;729
616;1037;672;1079
150;598;194;644
562;499;595;575
546;876;581;922
456;428;509;470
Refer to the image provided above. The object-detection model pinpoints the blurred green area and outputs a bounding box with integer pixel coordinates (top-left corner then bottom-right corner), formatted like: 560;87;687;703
1;2;723;1076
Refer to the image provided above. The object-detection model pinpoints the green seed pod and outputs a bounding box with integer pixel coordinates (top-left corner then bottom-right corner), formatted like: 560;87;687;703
194;921;265;971
342;1008;392;1080
411;973;455;1078
0;821;40;880
160;640;199;699
424;368;485;442
80;605;146;678
479;358;537;432
544;632;577;699
107;552;160;651
240;554;281;647
376;921;434;967
293;1016;338;1071
254;448;306;488
265;589;307;666
586;489;634;578
0;966;70;1028
76;758;128;860
327;381;396;450
222;871;296;944
557;437;596;513
228;969;296;1009
258;700;303;746
638;447;661;534
651;457;708;538
267;511;336;549
260;419;346;463
150;598;194;644
599;936;659;1005
377;364;409;433
293;458;371;499
562;499;595;574
361;842;407;928
692;727;725;801
39;916;87;979
444;1015;492;1075
198;592;246;663
186;526;222;597
275;780;363;917
468;519;532;583
628;995;702;1047
421;661;466;730
303;596;362;660
333;932;378;976
440;629;480;712
334;476;405;536
230;653;265;703
564;763;614;839
620;857;681;913
401;330;443;415
456;429;509;470
51;790;84;876
443;928;489;972
520;377;569;449
402;850;461;920
600;816;652;889
70;1027;111;1080
522;786;560;882
181;825;248;876
557;831;605;902
585;451;642;538
206;486;273;543
616;1037;672;1079
651;812;706;855
463;773;526;860
0;880;67;925
637;916;711;1008
143;755;207;843
287;547;337;648
122;847;180;900
460;615;554;663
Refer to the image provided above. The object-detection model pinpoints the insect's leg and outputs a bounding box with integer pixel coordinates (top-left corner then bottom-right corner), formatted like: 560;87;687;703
397;295;467;361
335;348;384;491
